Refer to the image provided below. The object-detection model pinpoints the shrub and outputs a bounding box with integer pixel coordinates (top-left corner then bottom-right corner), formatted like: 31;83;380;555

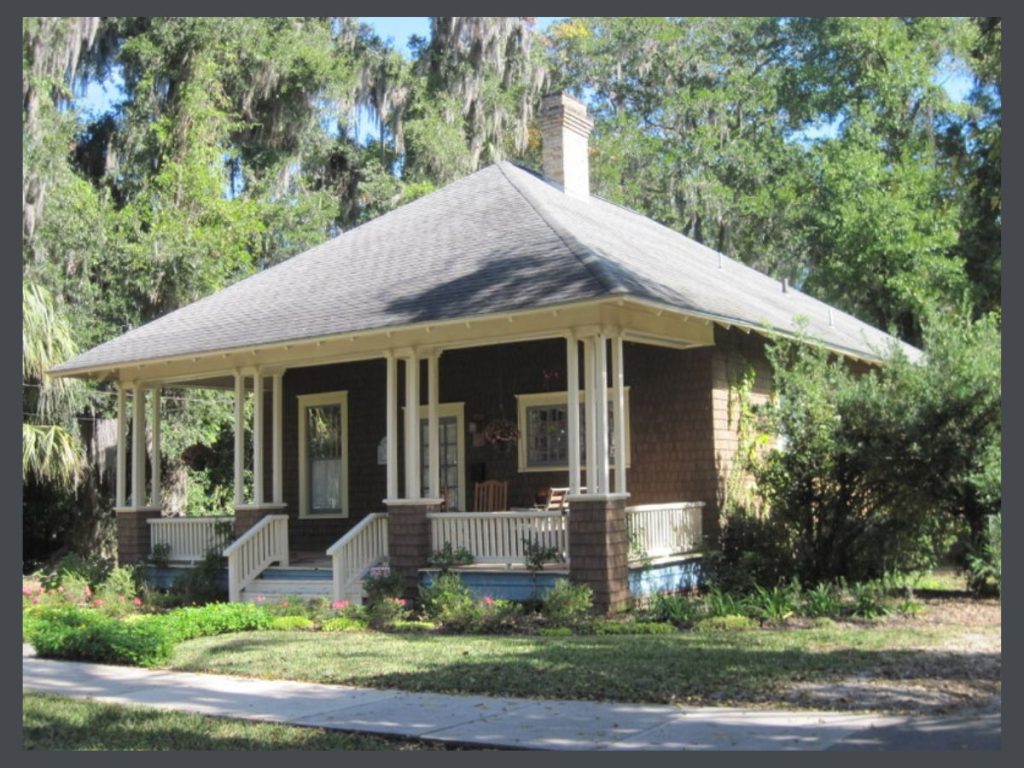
649;592;701;626
541;579;593;627
367;597;407;629
537;627;572;637
93;567;144;618
967;513;1001;596
475;598;525;634
848;581;890;619
427;542;475;573
593;620;676;635
418;573;477;628
40;553;114;592
160;602;272;642
363;569;405;605
749;581;801;623
149;543;172;569
390;620;437;633
802;582;843;618
702;587;752;618
167;552;226;606
269;616;314;631
321;616;368;632
25;608;175;667
696;615;758;632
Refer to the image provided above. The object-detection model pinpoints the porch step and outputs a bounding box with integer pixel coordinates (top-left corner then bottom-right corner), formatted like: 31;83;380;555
240;575;333;604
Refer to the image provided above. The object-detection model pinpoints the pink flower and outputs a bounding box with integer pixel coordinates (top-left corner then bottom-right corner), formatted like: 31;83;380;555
280;599;289;607
331;600;350;610
31;597;40;605
482;596;495;606
132;597;143;607
84;586;92;597
118;595;126;603
255;595;266;603
92;598;104;607
22;587;32;597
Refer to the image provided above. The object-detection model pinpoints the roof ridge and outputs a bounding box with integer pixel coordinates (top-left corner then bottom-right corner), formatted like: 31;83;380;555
496;162;626;296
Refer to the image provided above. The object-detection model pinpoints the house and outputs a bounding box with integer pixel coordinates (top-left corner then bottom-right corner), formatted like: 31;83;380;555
51;93;918;612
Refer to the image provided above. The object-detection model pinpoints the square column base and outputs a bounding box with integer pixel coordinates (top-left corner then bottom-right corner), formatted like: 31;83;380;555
234;504;288;538
384;499;443;602
115;507;162;566
568;494;631;614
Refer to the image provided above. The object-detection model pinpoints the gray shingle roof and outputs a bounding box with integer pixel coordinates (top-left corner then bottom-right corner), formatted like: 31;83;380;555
53;161;918;375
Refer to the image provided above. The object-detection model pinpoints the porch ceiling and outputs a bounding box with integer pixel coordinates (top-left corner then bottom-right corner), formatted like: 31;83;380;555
55;297;716;387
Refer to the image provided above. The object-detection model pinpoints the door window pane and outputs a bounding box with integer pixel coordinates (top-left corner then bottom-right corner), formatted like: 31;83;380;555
307;404;342;512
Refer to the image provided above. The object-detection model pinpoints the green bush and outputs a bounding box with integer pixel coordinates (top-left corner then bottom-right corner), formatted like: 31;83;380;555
363;569;405;605
418;573;477;627
160;602;272;642
968;513;1001;596
648;592;701;626
321;616;368;632
269;616;315;631
702;587;752;618
749;582;801;623
802;582;843;618
427;542;475;573
475;598;525;634
848;581;890;619
593;620;676;635
696;614;758;632
390;620;437;633
537;627;572;637
541;579;593;627
167;552;227;606
367;597;407;629
40;553;114;592
25;608;175;667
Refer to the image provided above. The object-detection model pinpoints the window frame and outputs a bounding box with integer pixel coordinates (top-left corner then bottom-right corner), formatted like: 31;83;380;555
297;390;349;519
515;389;631;473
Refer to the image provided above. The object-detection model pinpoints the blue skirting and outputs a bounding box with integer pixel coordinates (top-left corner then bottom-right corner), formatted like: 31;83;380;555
142;565;229;591
627;556;703;596
420;569;567;602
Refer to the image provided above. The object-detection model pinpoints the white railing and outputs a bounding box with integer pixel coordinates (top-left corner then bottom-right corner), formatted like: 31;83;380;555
626;502;704;561
223;515;289;602
326;513;388;604
147;516;234;563
427;510;568;565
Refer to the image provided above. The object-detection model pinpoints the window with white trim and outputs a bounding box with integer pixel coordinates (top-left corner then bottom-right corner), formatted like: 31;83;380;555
515;390;630;472
298;391;349;517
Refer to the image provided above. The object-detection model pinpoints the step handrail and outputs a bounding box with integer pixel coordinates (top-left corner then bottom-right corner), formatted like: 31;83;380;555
326;513;388;603
224;514;289;602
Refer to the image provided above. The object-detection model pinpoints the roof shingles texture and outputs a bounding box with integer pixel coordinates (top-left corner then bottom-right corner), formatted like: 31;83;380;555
53;162;917;374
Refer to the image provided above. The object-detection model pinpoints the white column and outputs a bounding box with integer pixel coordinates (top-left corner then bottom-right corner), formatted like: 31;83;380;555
385;353;398;500
594;334;610;494
403;354;421;499
150;385;161;509
115;384;127;507
253;369;264;505
583;336;597;492
272;372;283;505
427;353;440;500
566;334;581;495
131;384;145;508
234;370;245;507
612;333;627;494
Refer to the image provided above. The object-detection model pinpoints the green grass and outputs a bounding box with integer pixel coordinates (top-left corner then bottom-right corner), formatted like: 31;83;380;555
22;693;446;751
167;620;999;708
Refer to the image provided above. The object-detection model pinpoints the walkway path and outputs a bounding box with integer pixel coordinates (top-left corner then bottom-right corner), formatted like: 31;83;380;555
22;646;999;750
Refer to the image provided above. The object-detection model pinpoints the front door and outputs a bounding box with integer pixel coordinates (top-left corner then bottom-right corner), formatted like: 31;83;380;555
419;403;466;511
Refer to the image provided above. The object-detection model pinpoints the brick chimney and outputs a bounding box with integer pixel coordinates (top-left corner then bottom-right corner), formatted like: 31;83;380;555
539;92;594;198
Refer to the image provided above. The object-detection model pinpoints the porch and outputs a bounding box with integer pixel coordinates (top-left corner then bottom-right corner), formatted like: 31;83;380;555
143;500;704;604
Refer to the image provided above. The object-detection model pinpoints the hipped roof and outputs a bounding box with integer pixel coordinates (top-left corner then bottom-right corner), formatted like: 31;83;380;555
53;161;919;376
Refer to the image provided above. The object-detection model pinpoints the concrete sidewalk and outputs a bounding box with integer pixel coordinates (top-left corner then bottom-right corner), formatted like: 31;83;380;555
22;646;999;751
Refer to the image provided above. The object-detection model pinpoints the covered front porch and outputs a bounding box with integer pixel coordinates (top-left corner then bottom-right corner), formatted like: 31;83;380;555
111;297;734;611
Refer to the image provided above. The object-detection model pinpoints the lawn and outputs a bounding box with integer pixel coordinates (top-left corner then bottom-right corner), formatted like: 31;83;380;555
166;597;1000;714
22;693;450;750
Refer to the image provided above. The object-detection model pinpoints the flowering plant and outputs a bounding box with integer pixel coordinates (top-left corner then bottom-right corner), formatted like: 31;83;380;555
484;418;519;446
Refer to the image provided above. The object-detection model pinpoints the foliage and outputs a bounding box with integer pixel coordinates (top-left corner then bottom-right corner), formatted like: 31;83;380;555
540;579;593;627
522;538;564;572
25;607;176;666
362;569;405;605
366;597;408;629
967;513;1001;596
269;616;315;631
427;542;475;573
167;552;227;606
696;615;759;633
801;582;844;618
647;592;701;627
149;543;172;569
418;573;477;627
158;602;272;642
749;581;801;623
592;619;676;635
848;581;890;620
38;552;114;591
321;616;368;632
702;587;751;619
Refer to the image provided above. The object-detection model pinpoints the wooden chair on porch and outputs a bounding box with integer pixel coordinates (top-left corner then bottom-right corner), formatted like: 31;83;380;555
473;480;508;512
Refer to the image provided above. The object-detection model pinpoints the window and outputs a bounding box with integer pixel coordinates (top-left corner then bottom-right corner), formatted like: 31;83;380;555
515;390;630;472
298;391;349;517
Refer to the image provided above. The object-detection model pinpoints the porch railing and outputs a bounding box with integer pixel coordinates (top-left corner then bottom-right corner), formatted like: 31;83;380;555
625;502;704;561
326;513;388;604
147;516;234;563
223;514;289;602
427;510;568;566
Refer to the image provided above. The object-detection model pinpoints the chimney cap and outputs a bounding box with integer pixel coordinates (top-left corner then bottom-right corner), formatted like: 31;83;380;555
539;91;593;136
